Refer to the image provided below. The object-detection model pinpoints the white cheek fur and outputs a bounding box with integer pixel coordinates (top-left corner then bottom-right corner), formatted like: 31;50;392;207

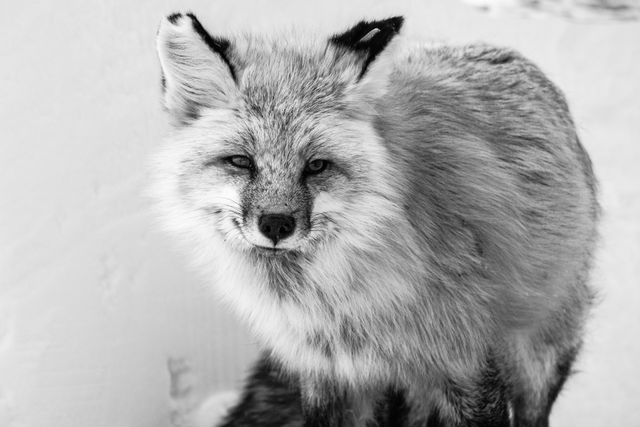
312;191;346;215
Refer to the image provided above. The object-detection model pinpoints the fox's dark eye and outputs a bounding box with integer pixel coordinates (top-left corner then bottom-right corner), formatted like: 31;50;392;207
304;159;329;175
225;155;253;169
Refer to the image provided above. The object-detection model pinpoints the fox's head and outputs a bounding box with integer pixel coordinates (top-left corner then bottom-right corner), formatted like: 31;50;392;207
153;13;406;264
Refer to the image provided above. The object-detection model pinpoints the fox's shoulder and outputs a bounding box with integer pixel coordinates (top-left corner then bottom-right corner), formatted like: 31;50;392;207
391;42;569;112
394;42;539;81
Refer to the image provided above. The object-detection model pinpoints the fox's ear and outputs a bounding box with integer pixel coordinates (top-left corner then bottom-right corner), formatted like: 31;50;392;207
329;17;403;107
329;16;404;80
156;13;238;125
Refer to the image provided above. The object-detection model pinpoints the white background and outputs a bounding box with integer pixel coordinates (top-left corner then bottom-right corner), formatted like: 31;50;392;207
1;1;639;426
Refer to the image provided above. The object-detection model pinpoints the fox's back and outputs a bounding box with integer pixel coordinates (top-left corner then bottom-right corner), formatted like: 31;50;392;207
370;44;598;332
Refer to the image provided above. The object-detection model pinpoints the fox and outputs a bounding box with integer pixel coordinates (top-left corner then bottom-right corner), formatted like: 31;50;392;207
152;12;599;427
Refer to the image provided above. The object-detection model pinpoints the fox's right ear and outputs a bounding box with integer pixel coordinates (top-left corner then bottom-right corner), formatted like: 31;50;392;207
156;13;238;125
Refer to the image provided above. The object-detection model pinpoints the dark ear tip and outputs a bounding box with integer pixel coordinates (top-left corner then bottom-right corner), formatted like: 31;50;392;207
330;16;405;48
166;12;183;25
184;12;208;36
185;12;200;24
385;16;405;33
165;11;200;26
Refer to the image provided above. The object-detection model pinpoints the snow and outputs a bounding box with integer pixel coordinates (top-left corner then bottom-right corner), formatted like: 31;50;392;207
1;1;638;426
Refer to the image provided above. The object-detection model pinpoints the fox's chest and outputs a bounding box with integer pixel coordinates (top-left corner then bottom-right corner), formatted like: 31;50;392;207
210;248;403;383
255;300;388;384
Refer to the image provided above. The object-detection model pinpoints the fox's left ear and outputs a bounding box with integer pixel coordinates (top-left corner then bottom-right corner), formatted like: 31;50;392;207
329;16;404;101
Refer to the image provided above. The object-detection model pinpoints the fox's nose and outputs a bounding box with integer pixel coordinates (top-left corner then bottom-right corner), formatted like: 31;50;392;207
258;214;296;245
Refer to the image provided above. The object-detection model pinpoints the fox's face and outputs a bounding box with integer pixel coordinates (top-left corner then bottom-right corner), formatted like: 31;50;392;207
154;14;405;261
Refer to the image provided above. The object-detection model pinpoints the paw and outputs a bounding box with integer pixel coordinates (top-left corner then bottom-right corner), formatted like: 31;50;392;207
191;391;240;427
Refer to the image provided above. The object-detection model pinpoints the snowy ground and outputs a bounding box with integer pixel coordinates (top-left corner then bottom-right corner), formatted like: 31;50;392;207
1;1;639;426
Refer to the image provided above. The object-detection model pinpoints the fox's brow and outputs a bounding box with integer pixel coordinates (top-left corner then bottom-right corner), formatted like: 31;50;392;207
299;136;329;159
218;139;253;154
218;129;257;153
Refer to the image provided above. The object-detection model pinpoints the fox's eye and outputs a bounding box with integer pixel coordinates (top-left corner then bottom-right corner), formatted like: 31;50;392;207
304;159;329;175
225;155;253;169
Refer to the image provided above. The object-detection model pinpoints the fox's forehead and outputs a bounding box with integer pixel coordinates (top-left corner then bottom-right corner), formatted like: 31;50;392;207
234;37;351;118
234;111;330;167
219;39;349;158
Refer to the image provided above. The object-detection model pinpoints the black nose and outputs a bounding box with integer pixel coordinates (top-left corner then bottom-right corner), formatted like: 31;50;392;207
258;214;296;245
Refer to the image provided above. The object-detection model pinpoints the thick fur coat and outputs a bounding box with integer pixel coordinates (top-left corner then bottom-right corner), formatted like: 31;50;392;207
153;13;599;427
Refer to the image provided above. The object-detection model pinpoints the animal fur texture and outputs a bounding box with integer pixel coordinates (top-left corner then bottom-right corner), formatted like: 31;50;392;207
152;12;599;427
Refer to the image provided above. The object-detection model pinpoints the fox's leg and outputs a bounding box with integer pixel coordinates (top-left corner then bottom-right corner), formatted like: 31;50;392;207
430;358;511;427
511;345;579;427
218;352;303;427
219;354;403;427
372;388;411;426
299;377;364;427
300;390;347;427
300;376;398;427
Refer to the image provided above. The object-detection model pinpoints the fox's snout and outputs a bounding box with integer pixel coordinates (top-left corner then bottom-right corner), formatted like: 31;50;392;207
258;214;296;245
